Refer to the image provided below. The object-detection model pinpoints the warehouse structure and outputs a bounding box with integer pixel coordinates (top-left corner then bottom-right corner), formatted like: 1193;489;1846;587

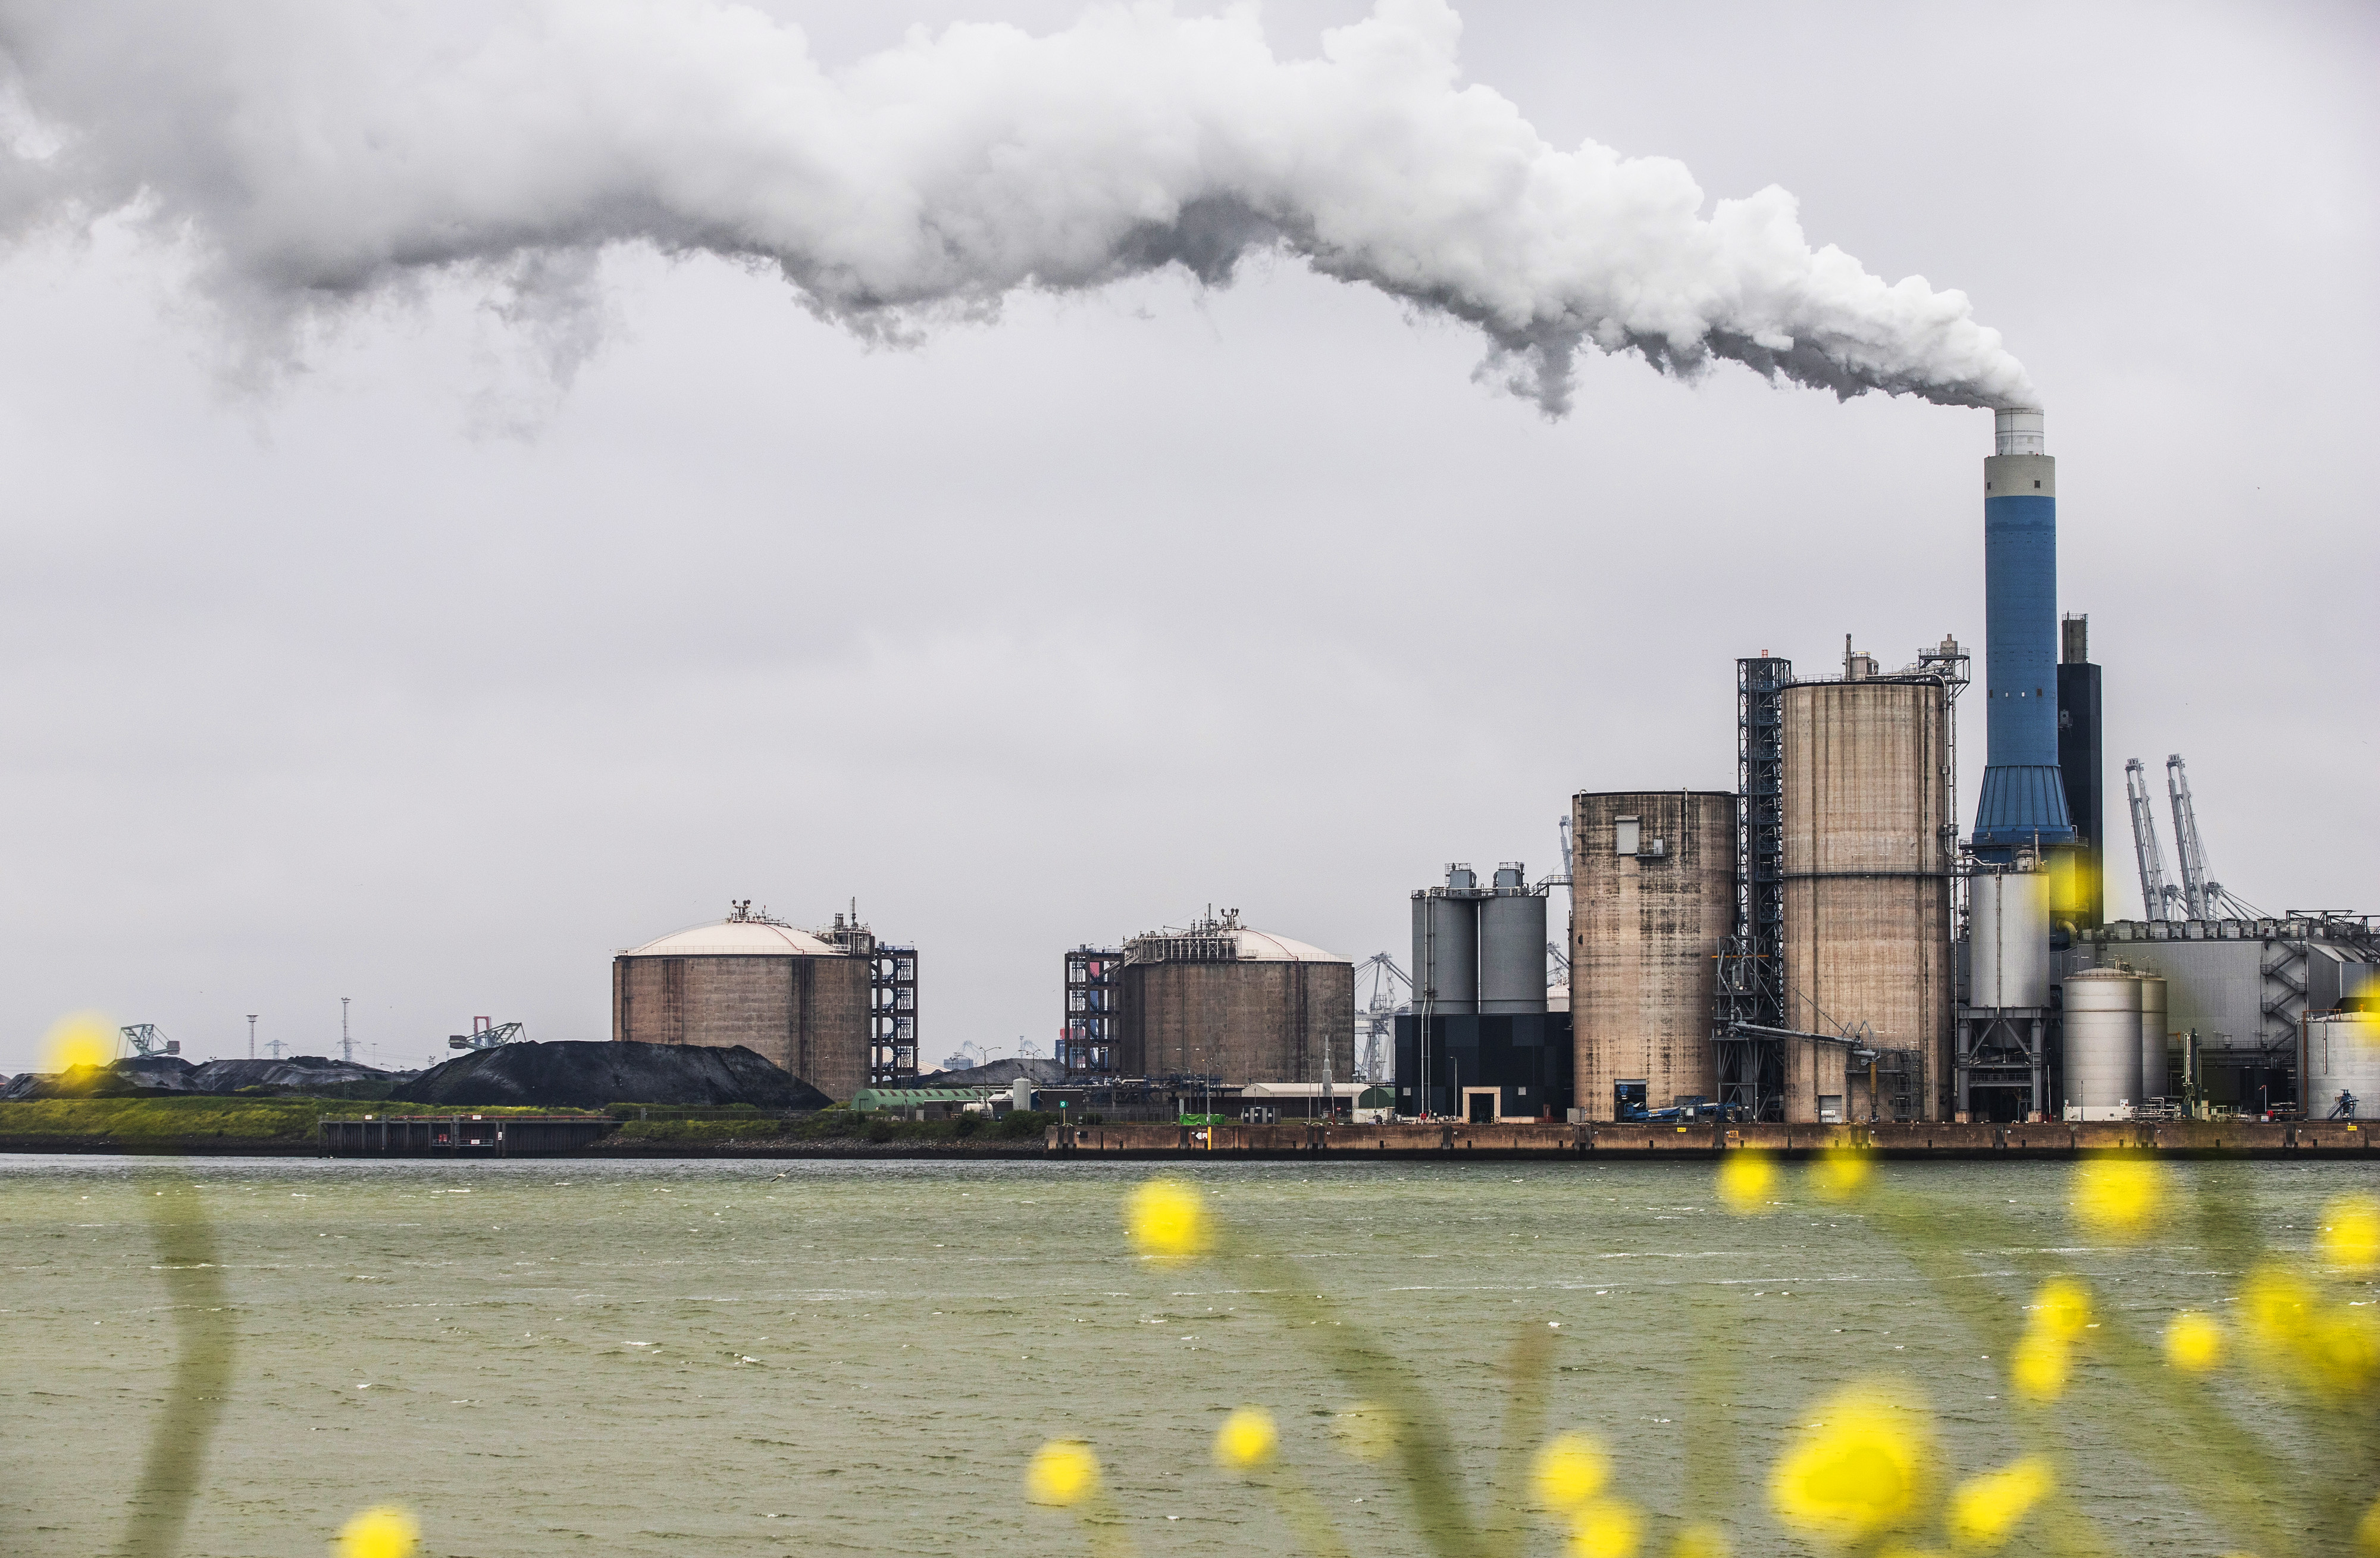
612;902;918;1103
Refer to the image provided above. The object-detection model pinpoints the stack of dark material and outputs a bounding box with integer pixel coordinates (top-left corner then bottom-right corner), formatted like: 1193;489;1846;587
915;1057;1066;1088
390;1040;830;1111
1;1055;403;1099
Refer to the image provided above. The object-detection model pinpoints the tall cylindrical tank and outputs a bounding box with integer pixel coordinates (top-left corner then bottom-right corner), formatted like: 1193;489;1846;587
2137;974;2169;1104
2063;968;2143;1119
1969;868;2052;1008
1780;679;1953;1122
1571;791;1736;1121
1479;883;1548;1015
1411;889;1479;1016
2305;1015;2380;1121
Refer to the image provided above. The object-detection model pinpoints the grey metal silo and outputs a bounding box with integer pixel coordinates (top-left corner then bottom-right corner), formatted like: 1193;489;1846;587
2138;974;2169;1104
1412;867;1480;1016
2062;968;2143;1119
1479;865;1548;1015
1969;868;2052;1009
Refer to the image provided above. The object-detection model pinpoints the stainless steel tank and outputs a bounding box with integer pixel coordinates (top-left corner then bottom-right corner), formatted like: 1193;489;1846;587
2137;974;2169;1104
2062;968;2143;1119
2305;1015;2380;1120
1969;868;2051;1008
1411;886;1479;1016
1479;885;1548;1015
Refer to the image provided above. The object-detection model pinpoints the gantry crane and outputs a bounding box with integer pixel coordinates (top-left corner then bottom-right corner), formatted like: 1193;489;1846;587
1351;953;1411;1084
2164;755;2263;920
2125;759;2183;922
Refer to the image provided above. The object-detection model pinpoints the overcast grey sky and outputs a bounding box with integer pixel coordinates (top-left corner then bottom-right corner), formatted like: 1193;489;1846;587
1;0;2372;1073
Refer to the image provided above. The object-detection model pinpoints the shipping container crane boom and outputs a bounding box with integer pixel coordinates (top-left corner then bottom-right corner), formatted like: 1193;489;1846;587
2163;754;2265;920
2125;759;2182;922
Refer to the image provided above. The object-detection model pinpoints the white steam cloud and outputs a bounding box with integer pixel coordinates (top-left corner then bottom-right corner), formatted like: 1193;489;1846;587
0;0;2036;412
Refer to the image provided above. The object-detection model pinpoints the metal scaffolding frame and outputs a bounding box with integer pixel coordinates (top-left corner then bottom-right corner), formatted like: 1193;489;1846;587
1060;946;1124;1080
868;944;919;1087
1715;656;1792;1117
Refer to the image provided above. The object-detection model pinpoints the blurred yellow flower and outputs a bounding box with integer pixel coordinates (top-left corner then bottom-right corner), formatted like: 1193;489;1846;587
334;1506;418;1558
1811;1147;1872;1201
2320;1194;2380;1272
42;1011;113;1074
1670;1520;1730;1558
1947;1455;2053;1549
1213;1406;1278;1471
2030;1277;2093;1340
2009;1331;2071;1401
2306;1307;2380;1390
1125;1179;1212;1261
1569;1496;1642;1558
2356;1493;2380;1557
2240;1264;2316;1346
1335;1401;1398;1462
1770;1385;1931;1543
1533;1431;1611;1512
2073;1157;2163;1237
1717;1152;1776;1214
2163;1311;2226;1372
1026;1439;1101;1506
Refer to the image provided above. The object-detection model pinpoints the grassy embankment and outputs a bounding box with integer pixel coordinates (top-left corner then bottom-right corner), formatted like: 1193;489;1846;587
0;1097;566;1151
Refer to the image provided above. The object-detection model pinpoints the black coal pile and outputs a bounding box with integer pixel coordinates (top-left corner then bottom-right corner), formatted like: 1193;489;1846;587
390;1040;829;1110
916;1057;1066;1088
1;1054;406;1099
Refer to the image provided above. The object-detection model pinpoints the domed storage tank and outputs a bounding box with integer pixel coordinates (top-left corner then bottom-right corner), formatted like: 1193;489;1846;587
2138;974;2170;1105
612;906;872;1102
1117;912;1354;1085
1571;791;1736;1121
2062;968;2143;1120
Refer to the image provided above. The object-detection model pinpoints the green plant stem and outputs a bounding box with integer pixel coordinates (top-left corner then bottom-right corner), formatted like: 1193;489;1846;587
115;1175;234;1558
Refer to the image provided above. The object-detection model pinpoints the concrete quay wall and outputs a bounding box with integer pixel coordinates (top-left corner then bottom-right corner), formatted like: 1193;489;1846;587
1047;1119;2379;1160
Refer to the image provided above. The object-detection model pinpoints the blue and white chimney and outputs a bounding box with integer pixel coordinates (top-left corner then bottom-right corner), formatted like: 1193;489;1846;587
1972;407;2076;856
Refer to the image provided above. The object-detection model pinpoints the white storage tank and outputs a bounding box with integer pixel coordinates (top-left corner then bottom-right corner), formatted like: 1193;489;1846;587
2305;1014;2380;1121
1970;868;2051;1009
2063;968;2143;1120
2138;974;2169;1105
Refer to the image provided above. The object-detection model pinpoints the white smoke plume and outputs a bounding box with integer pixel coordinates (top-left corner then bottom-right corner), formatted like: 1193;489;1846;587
0;0;2036;412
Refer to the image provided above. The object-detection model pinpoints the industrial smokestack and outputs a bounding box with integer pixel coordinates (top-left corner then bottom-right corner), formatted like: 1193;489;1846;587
1972;408;2076;855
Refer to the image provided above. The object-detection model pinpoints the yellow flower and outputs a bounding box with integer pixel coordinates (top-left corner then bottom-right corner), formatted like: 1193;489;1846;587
1569;1497;1642;1558
42;1011;113;1074
2009;1331;2071;1401
2072;1157;2162;1237
1025;1439;1101;1506
1334;1400;1398;1462
1811;1147;1872;1201
1125;1179;1212;1260
334;1506;419;1558
2320;1195;2380;1272
2239;1264;2317;1347
2163;1312;2226;1372
1533;1431;1611;1512
1947;1455;2053;1549
1770;1385;1931;1544
2030;1277;2092;1340
2357;1493;2380;1557
1214;1406;1278;1471
1670;1521;1730;1558
1717;1152;1776;1214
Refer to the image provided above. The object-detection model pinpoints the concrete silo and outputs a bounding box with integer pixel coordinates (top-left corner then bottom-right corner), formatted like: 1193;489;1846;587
612;903;874;1102
1780;674;1954;1122
1571;791;1736;1120
1117;911;1355;1085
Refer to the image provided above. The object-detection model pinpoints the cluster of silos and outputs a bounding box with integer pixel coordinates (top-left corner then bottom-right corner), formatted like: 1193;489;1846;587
2061;966;2171;1119
1779;676;1954;1121
1411;865;1548;1016
1571;792;1735;1120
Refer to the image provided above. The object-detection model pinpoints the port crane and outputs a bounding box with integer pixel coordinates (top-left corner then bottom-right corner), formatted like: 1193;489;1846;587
117;1024;178;1058
2125;759;2182;921
1351;953;1411;1084
2166;755;2263;919
449;1017;527;1051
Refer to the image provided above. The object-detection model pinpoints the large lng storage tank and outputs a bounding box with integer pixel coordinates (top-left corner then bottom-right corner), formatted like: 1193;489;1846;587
1116;911;1354;1084
1570;790;1736;1120
612;903;872;1102
1780;672;1954;1122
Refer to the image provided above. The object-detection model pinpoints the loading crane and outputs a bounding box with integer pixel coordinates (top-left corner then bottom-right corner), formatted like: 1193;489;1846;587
2125;759;2183;922
118;1024;178;1058
2166;755;2265;920
448;1017;527;1051
1352;953;1411;1084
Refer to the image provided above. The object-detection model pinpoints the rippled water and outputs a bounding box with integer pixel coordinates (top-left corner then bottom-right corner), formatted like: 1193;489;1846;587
0;1155;2365;1557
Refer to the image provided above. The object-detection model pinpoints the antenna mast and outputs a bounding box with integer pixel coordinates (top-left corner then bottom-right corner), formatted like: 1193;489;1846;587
341;997;352;1064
